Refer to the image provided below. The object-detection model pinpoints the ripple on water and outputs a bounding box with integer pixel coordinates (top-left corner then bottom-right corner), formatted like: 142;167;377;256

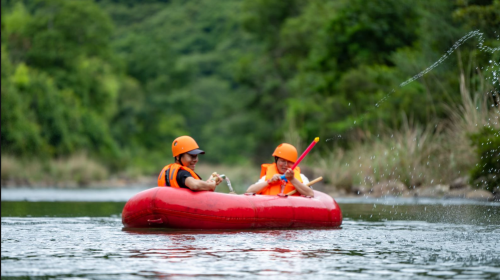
2;204;500;279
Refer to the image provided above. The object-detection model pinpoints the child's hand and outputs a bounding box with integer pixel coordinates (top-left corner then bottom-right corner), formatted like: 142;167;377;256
214;175;223;185
270;174;281;183
284;168;294;180
210;172;223;185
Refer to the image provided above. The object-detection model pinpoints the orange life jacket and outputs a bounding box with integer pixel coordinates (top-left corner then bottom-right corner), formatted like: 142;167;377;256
257;163;302;196
157;163;201;188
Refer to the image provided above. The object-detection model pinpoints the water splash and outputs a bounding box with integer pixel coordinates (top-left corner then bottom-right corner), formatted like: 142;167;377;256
323;30;499;143
326;30;500;141
326;134;344;142
400;30;499;88
376;30;499;109
220;174;236;193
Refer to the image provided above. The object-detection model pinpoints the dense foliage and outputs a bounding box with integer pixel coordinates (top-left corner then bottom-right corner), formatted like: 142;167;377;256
1;0;499;178
470;127;500;193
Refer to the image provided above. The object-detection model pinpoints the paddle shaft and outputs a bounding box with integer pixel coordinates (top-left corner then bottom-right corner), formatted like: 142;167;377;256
285;176;323;196
280;137;319;180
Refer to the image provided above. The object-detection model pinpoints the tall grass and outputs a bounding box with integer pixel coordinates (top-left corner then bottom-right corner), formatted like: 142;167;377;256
316;90;499;191
1;153;109;187
0;154;260;190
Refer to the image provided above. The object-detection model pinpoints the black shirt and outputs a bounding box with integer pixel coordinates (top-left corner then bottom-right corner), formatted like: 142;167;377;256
173;170;202;189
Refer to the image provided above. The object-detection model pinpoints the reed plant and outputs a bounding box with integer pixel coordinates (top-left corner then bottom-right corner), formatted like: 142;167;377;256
1;155;31;183
46;153;109;186
316;89;498;192
1;153;109;187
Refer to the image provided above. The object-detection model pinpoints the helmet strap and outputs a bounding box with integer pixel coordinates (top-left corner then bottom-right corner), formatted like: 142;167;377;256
175;154;186;166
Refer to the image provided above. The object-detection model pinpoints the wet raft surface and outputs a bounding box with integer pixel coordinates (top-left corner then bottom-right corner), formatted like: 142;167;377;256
121;187;342;229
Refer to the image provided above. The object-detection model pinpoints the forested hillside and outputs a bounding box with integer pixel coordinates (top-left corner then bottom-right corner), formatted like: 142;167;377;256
1;0;498;188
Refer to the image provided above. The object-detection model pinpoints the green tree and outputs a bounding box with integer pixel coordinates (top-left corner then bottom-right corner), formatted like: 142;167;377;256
1;0;122;162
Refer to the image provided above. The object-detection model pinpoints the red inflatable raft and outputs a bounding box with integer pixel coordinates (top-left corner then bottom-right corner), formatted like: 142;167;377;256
122;187;342;229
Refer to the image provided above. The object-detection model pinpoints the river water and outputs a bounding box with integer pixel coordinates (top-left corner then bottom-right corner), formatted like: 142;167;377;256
2;187;499;279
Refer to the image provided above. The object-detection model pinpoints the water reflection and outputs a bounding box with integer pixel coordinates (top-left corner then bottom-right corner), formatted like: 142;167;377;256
1;201;125;217
340;202;500;225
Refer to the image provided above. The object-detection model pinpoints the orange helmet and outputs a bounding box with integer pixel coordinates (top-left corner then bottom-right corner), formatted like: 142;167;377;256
172;136;205;157
272;143;297;163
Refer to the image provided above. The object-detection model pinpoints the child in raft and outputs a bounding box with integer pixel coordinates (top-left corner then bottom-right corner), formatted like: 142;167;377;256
157;136;223;191
246;143;314;197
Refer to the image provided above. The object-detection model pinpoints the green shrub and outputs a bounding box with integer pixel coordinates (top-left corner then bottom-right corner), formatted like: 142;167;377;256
469;127;500;193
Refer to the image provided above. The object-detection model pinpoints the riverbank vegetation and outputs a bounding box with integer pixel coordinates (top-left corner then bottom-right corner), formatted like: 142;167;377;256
317;89;499;193
1;0;498;194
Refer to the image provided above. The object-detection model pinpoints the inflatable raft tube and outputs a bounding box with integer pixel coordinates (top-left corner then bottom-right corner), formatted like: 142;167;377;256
122;187;342;229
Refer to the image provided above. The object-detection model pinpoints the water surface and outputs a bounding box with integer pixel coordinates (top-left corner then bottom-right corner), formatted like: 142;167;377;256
2;187;499;279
